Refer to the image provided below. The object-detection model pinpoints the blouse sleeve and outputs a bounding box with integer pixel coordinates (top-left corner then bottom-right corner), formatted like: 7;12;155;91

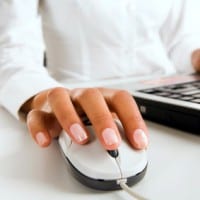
0;0;62;119
160;0;200;73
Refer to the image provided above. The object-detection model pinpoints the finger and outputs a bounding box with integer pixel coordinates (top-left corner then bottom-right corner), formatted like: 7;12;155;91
100;88;148;150
71;88;121;150
27;110;51;147
32;89;52;112
47;87;89;144
45;112;62;138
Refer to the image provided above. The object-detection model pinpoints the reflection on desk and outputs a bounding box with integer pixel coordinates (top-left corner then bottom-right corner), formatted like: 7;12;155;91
0;107;199;200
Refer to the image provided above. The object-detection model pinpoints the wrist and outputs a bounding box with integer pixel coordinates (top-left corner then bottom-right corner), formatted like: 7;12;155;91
192;49;200;72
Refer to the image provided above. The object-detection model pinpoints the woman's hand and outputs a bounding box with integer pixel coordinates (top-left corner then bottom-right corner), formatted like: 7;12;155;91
21;87;148;150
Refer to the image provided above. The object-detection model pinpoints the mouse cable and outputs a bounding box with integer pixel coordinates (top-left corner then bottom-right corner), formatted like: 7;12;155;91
117;179;149;200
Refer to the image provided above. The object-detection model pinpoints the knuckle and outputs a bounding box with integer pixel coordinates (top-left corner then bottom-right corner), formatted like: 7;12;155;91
77;88;100;100
47;87;67;99
27;109;43;121
27;109;38;118
26;109;40;127
112;89;131;102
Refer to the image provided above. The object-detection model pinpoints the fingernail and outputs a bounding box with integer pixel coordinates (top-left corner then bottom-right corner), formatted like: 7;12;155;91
102;128;119;146
70;123;88;143
35;132;49;146
133;129;148;149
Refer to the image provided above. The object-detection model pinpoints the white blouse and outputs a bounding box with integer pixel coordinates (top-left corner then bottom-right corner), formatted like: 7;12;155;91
0;0;200;119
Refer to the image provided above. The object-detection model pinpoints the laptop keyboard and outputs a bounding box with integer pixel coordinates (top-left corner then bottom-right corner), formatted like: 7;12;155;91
139;80;200;104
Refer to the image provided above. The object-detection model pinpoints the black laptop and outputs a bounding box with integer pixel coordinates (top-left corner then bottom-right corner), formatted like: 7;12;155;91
85;73;199;135
131;73;200;134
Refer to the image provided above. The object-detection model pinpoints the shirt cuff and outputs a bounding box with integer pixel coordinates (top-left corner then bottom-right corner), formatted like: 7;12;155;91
0;71;63;120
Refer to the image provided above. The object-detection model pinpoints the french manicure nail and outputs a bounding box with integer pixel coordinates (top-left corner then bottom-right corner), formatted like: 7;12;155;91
35;132;49;146
102;128;119;146
70;123;88;142
133;129;148;149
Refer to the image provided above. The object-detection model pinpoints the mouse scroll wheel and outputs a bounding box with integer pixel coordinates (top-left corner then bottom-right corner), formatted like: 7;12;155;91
107;150;119;158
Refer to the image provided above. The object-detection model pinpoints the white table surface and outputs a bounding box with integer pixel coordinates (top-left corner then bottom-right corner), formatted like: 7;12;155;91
0;106;199;200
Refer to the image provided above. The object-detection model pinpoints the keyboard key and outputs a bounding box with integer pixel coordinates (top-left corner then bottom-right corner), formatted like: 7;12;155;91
191;99;200;103
180;96;194;101
168;94;181;98
193;93;200;98
182;90;200;95
141;89;157;93
154;92;171;97
172;87;196;94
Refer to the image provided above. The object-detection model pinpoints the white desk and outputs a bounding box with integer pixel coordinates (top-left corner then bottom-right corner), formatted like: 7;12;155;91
0;106;199;200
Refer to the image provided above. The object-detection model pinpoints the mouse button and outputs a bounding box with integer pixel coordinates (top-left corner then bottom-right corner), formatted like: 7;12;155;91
117;142;148;177
67;140;121;180
58;130;72;155
85;125;96;141
115;119;124;134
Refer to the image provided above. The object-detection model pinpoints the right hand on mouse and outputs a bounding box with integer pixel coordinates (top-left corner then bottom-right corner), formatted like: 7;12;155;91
21;87;148;150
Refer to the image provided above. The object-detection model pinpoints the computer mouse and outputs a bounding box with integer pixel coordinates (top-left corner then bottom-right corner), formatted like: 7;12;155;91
58;122;148;191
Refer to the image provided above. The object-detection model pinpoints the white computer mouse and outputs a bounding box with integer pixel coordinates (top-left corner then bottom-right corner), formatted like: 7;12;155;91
58;122;148;190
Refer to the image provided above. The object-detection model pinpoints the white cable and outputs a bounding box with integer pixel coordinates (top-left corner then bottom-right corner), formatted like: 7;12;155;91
118;179;149;200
